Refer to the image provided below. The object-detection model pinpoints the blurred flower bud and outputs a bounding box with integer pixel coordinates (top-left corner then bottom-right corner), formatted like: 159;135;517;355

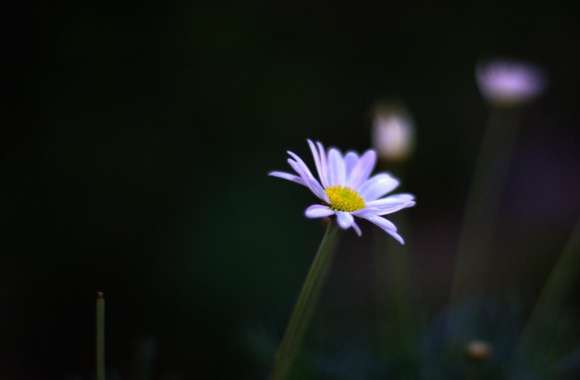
476;59;545;107
465;339;492;361
372;104;415;162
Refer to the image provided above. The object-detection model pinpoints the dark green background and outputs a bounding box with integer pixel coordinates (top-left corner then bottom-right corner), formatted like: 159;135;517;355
4;1;580;378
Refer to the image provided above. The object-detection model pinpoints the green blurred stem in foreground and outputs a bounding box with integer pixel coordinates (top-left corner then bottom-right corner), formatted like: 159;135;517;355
97;292;105;380
271;222;339;380
515;220;580;361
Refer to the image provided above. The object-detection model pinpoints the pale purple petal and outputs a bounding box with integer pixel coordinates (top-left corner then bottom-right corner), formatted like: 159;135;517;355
354;192;415;216
363;198;415;216
358;173;400;201
348;149;377;189
287;151;315;176
382;193;415;202
268;171;305;185
361;213;397;231
286;150;328;201
316;141;329;188
351;219;362;236
287;158;327;201
307;139;327;188
328;148;346;186
344;151;359;177
305;204;334;218
366;195;414;208
361;214;405;244
336;211;354;229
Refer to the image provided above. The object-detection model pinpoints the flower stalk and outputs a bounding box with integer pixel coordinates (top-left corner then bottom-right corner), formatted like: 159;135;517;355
96;291;105;380
452;108;521;303
514;220;580;367
271;222;339;380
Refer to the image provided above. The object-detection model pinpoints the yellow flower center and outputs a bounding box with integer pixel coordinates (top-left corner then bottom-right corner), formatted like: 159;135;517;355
325;186;366;212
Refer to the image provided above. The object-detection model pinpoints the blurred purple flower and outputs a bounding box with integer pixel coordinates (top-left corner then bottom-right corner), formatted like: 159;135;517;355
269;140;415;243
476;60;545;106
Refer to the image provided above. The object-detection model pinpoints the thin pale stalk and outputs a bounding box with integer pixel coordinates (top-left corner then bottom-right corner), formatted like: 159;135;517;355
97;292;106;380
271;222;339;380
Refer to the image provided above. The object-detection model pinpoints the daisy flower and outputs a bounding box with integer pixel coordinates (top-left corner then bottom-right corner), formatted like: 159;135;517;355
269;140;416;244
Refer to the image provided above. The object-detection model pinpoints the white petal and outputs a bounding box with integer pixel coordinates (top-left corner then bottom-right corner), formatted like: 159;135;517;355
361;213;397;231
316;141;329;188
286;150;328;202
268;171;305;185
307;139;327;188
351;219;362;236
305;204;334;218
327;148;346;186
336;211;354;229
344;151;359;177
287;151;315;178
383;193;415;202
365;195;416;215
287;158;327;201
358;173;400;201
362;214;405;244
348;149;377;189
366;203;416;216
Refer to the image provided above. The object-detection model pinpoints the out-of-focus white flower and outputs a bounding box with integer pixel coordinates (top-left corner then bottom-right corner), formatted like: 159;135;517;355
372;107;415;162
476;60;545;106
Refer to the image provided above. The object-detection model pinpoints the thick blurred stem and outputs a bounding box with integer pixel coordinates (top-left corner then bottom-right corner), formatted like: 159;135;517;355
514;220;580;366
451;108;520;304
271;222;339;380
96;292;106;380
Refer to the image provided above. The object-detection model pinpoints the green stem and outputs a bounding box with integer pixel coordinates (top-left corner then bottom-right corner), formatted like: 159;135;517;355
271;222;339;380
514;220;580;365
452;108;521;303
97;291;105;380
529;220;580;317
